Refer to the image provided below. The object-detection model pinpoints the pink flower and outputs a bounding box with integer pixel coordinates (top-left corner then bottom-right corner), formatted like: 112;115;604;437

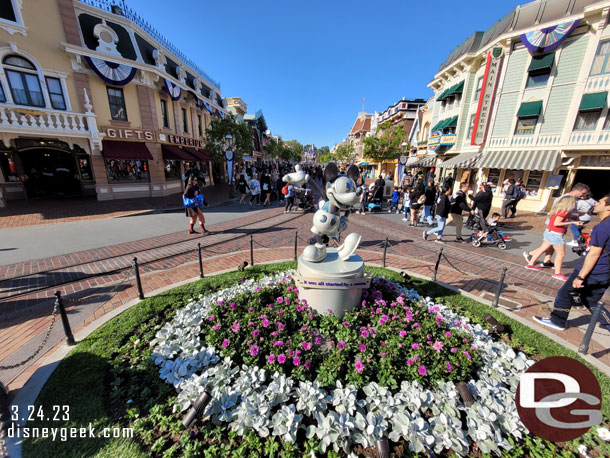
380;352;387;357
249;345;259;356
361;330;370;338
337;340;346;349
308;312;314;319
432;341;443;353
232;323;240;333
446;362;453;372
315;336;322;345
218;300;224;306
375;308;382;314
407;358;414;365
381;342;386;347
287;349;293;357
267;354;275;364
359;344;366;352
252;329;260;338
399;331;407;337
213;324;221;331
271;331;278;337
248;321;255;326
343;322;350;327
463;351;471;360
413;323;420;328
304;360;311;369
411;343;420;349
277;322;285;330
230;302;236;310
273;340;284;346
247;339;253;345
445;331;452;338
277;297;283;303
248;307;254;312
278;354;286;364
293;356;301;366
222;339;229;347
451;347;458;353
418;366;428;376
208;316;215;321
355;358;364;373
302;342;312;350
262;319;270;328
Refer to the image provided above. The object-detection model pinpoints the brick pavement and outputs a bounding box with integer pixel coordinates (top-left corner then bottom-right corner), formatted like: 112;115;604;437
2;208;609;397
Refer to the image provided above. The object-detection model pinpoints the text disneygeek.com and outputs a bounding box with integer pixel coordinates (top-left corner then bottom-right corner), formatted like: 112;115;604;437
6;423;133;441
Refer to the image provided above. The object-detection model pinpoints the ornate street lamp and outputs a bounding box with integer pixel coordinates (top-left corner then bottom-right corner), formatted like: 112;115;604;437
224;134;235;198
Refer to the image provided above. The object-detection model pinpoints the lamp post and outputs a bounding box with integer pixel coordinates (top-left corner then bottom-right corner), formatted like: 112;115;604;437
224;134;235;198
399;141;408;180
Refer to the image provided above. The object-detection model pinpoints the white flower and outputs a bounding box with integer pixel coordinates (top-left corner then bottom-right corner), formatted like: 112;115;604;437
597;427;610;442
578;444;590;457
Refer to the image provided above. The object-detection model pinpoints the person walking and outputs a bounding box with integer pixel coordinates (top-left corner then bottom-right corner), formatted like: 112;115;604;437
402;185;412;221
420;180;436;225
261;173;272;207
249;175;261;206
409;180;425;227
501;179;519;218
469;182;493;219
447;182;471;242
183;176;208;234
357;184;368;214
567;192;597;247
388;187;401;213
523;196;583;280
423;185;452;242
533;194;610;331
284;182;295;213
442;172;454;190
237;174;249;204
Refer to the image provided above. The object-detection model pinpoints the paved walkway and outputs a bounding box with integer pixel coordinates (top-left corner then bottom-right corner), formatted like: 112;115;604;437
1;208;609;401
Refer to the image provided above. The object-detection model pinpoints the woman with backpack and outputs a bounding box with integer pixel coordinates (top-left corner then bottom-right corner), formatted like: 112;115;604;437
183;176;208;234
284;182;295;213
237;174;249;204
501;179;519;218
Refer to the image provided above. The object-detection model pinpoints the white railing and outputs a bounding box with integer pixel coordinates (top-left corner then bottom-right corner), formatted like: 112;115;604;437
0;106;92;134
488;133;562;148
569;130;610;145
585;74;610;93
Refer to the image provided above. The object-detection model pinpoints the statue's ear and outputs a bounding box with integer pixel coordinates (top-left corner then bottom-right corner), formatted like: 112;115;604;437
346;164;360;182
324;163;339;182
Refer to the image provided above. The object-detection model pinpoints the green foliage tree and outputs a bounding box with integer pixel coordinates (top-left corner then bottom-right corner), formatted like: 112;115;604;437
205;115;253;160
362;122;406;173
283;139;304;161
333;143;356;164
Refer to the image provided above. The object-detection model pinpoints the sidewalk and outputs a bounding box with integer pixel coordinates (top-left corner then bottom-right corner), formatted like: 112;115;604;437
1;209;608;401
0;183;235;229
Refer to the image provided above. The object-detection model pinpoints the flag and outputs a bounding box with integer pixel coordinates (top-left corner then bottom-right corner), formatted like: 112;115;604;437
362;98;365;103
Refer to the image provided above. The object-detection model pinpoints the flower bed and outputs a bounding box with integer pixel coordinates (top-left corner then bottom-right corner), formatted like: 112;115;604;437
151;271;534;456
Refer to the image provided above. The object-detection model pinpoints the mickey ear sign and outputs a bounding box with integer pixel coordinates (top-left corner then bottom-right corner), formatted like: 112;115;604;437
346;164;360;182
324;163;339;182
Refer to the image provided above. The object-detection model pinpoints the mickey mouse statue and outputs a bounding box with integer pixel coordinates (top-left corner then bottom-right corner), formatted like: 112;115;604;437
302;163;362;263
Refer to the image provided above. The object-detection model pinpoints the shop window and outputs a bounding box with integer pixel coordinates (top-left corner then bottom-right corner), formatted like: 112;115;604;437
0;151;19;181
486;168;501;193
45;77;66;110
107;87;127;121
164;159;180;180
182;107;188;133
574;110;601;131
77;155;93;181
4;55;44;107
105;159;149;182
525;171;543;197
502;170;524;195
160;99;169;128
474;76;483;102
515;117;537;135
590;40;610;76
525;72;550;88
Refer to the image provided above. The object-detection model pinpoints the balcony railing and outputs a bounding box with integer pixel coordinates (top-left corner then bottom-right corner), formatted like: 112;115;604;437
0;105;93;135
77;0;220;89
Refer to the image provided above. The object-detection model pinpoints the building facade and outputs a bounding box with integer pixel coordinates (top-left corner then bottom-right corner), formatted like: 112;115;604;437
0;0;227;202
423;0;610;212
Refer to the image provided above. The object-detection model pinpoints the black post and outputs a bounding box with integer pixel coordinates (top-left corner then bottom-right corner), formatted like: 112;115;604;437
55;291;75;345
294;231;298;260
579;302;603;354
382;237;388;267
197;243;204;278
492;267;508;308
375;439;390;458
0;382;9;430
432;247;443;282
182;391;212;428
456;382;475;407
133;257;144;300
250;235;254;266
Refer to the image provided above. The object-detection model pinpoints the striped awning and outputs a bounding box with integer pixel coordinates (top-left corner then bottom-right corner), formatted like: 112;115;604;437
438;151;481;169
409;155;437;167
478;150;561;172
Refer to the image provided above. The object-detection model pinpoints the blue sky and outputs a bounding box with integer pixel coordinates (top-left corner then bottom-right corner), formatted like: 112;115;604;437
126;0;525;147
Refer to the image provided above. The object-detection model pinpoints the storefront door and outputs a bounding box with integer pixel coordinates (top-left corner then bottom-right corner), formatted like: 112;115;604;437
18;148;81;198
573;169;608;200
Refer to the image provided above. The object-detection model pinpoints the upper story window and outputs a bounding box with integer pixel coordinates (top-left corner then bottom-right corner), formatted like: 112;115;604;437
4;55;44;107
474;76;483;101
574;111;600;131
526;53;554;88
45;77;66;110
574;92;606;131
0;0;16;22
107;87;127;121
515;101;542;135
182;107;188;133
467;113;476;138
197;114;202;136
0;82;5;103
160;99;169;128
590;40;610;76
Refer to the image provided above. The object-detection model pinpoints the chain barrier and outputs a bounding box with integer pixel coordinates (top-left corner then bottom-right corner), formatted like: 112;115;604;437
0;420;6;458
0;302;58;371
440;252;472;277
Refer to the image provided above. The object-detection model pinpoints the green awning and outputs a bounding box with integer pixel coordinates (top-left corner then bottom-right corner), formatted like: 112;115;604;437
579;92;607;112
446;81;464;97
436;88;450;102
517;101;543;118
431;120;444;132
445;115;459;128
528;52;555;73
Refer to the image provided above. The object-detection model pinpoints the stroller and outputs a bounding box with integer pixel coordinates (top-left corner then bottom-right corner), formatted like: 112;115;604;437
572;227;591;256
367;197;383;212
470;213;508;250
296;188;315;213
465;212;483;231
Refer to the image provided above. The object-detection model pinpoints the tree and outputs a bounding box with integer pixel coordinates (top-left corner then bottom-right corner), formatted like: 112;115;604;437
362;122;406;174
205;114;253;161
333;143;356;164
283;139;304;161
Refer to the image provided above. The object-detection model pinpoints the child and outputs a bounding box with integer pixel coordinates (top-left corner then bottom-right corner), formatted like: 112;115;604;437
487;213;511;241
402;185;412;221
357;185;368;214
388;187;401;213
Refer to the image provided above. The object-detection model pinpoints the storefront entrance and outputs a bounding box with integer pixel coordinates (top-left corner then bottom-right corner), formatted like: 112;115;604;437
573;169;608;200
18;148;81;198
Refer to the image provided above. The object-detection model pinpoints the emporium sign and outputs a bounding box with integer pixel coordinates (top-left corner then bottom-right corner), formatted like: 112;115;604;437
428;131;456;151
471;47;504;146
103;127;205;148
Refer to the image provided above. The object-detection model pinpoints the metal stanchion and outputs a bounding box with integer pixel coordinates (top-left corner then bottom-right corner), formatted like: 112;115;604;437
197;243;204;278
133;257;144;300
250;235;254;266
456;382;474;407
54;291;75;345
376;438;390;458
484;314;505;333
492;267;508;308
579;301;603;354
183;391;212;428
382;237;388;267
0;382;9;428
432;247;443;282
294;231;298;260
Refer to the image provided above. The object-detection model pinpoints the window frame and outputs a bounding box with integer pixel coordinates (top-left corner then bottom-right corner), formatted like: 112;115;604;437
467;113;476;138
514;117;538;135
0;82;5;103
590;39;610;76
525;71;550;89
573;110;601;131
182;107;188;133
5;68;45;107
45;76;66;110
474;76;483;101
106;86;127;121
197;114;202;136
160;99;169;128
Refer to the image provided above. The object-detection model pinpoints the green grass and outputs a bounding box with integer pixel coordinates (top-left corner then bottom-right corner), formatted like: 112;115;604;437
21;263;610;458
